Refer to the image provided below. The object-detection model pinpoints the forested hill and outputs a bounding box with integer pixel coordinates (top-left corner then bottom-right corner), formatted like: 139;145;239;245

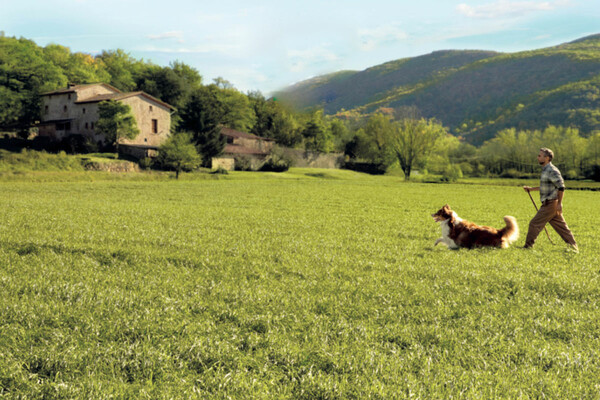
275;34;600;145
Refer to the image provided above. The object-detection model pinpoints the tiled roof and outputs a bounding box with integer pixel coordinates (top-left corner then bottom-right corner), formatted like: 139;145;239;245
222;144;270;156
42;83;175;110
119;144;160;150
74;93;122;103
220;127;274;141
75;91;175;110
41;83;121;96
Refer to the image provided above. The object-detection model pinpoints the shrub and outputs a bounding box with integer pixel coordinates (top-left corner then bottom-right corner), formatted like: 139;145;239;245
342;160;387;175
234;156;253;171
583;164;600;181
261;147;293;172
441;164;463;182
211;166;229;175
565;169;579;180
458;162;474;177
138;157;153;170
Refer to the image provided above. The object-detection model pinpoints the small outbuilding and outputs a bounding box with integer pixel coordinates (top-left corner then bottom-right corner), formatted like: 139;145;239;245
211;127;275;170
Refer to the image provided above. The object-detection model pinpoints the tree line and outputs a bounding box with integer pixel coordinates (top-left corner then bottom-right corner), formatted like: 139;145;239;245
346;112;600;181
0;35;353;162
2;34;599;180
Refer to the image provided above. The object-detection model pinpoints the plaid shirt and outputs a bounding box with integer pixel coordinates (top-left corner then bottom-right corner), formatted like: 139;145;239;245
539;162;565;203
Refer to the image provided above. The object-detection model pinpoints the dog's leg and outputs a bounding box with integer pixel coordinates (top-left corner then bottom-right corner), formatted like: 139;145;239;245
435;238;444;246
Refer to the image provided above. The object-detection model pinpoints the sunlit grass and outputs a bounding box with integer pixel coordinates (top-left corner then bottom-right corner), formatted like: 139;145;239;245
1;171;599;398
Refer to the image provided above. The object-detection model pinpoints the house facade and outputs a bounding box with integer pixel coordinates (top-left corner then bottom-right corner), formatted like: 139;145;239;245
39;83;174;157
211;127;275;170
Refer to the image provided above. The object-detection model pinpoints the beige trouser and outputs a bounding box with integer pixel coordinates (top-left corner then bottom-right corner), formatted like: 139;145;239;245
525;199;577;247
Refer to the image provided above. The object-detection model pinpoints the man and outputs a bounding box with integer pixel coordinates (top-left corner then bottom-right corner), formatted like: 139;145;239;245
523;148;578;252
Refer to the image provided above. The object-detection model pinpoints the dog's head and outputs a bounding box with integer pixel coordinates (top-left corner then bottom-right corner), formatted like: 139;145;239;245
432;204;454;223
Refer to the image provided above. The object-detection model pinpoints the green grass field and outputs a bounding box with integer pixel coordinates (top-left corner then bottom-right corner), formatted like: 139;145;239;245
1;169;599;399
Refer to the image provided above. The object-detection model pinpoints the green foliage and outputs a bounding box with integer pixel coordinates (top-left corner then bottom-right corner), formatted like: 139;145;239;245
95;101;140;147
301;111;333;153
390;118;447;180
0;36;67;135
441;164;463;182
138;157;153;170
216;86;257;132
249;92;302;147
180;85;224;135
95;49;145;92
276;35;600;144
1;175;599;397
43;44;110;84
234;155;253;171
274;50;497;114
0;149;85;171
478;125;594;177
157;132;201;178
210;166;229;174
260;146;293;172
348;114;396;170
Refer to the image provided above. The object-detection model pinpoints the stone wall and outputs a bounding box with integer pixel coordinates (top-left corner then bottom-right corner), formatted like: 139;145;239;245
119;95;171;147
82;160;140;172
212;156;236;171
282;148;344;169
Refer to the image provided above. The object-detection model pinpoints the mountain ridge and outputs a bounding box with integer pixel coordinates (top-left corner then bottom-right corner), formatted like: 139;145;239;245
275;35;600;144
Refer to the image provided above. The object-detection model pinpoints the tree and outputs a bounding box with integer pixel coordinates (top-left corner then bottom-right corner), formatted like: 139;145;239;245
96;49;144;91
389;118;447;180
215;85;256;132
95;100;140;149
0;36;66;136
329;118;351;152
358;113;396;169
157;132;201;179
44;44;110;84
301;110;333;152
249;92;301;147
179;86;226;166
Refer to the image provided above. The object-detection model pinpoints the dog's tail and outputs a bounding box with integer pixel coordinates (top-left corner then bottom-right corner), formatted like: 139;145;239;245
500;216;519;248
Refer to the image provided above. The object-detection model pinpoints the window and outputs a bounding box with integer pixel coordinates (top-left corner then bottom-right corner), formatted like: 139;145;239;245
85;122;88;129
68;94;71;100
56;122;71;131
91;122;94;130
149;105;153;112
44;106;48;114
63;105;67;112
83;108;86;114
152;119;158;134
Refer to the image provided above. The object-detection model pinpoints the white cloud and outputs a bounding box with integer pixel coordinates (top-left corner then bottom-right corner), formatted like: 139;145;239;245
456;0;570;19
358;25;408;51
147;31;184;41
287;45;339;73
137;43;239;54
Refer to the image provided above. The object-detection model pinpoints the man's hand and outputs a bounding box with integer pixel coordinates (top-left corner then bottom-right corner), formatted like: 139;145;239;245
556;203;563;215
523;186;531;192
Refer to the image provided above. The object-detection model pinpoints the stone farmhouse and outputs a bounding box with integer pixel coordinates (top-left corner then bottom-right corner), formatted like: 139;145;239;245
212;127;275;170
38;83;174;158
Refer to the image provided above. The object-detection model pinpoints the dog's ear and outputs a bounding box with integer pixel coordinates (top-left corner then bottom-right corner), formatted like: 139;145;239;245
443;204;450;211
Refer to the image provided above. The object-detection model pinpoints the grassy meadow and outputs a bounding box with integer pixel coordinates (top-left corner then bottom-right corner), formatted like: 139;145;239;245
1;168;599;399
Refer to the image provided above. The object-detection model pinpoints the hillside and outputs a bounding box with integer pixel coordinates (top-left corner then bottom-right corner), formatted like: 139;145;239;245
275;35;600;144
276;50;499;114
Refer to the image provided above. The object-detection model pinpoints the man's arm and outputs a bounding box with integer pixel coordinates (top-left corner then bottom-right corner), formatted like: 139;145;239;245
556;188;565;215
523;186;539;192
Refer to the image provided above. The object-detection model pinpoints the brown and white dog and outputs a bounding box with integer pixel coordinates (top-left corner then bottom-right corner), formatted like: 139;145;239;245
432;204;519;249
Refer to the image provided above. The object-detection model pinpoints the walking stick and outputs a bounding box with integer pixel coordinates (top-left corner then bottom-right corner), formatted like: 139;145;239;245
526;190;555;245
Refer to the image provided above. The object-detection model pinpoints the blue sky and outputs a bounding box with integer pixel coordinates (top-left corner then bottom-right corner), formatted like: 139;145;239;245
1;0;598;94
